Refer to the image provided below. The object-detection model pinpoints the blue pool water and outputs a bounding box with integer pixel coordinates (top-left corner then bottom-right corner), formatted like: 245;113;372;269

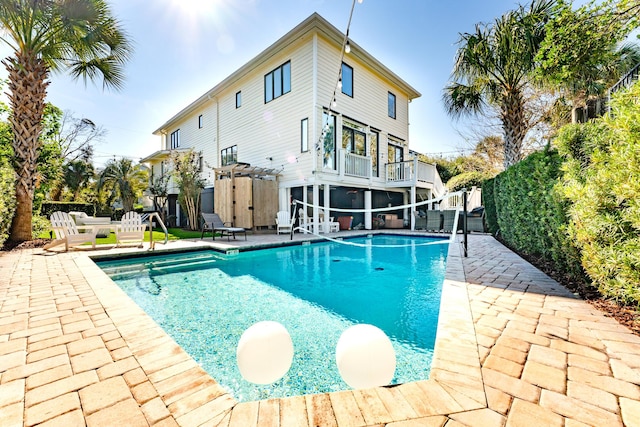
96;235;448;401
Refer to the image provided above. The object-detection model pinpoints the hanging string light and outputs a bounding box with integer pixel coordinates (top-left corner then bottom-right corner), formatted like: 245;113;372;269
316;0;361;152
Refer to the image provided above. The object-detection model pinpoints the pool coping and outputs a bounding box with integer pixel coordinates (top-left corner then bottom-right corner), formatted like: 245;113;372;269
75;232;485;425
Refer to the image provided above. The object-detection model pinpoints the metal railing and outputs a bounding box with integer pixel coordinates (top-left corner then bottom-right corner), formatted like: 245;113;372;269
609;62;640;96
145;212;168;249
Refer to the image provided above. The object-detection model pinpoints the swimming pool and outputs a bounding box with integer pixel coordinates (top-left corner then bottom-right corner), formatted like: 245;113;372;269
97;235;448;401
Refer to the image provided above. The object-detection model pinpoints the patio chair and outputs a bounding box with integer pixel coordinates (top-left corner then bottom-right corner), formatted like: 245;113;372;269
319;209;340;233
465;207;486;233
425;210;443;232
276;210;294;234
441;210;457;233
201;213;246;241
48;211;97;251
116;211;147;247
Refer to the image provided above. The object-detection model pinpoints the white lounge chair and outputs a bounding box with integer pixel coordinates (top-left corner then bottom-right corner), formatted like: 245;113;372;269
116;211;147;247
276;210;294;234
48;211;97;251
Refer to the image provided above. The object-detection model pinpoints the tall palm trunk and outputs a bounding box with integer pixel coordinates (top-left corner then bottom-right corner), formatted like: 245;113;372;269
3;52;50;242
501;91;527;169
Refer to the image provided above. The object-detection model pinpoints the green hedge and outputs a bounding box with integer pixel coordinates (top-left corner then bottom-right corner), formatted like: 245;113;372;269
0;160;16;246
491;146;584;282
446;171;490;192
482;177;498;235
556;84;640;305
40;201;95;218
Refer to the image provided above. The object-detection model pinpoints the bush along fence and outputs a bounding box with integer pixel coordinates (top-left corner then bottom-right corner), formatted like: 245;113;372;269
483;147;585;286
483;81;640;307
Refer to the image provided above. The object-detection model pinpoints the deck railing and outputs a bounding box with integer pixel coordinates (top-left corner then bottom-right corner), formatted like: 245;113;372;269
385;159;439;186
343;151;371;178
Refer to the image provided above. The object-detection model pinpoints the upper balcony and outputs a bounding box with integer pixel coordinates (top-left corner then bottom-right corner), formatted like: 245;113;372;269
329;149;445;196
385;159;445;195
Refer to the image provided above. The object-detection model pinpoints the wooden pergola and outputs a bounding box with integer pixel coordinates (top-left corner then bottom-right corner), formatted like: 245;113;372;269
213;164;282;229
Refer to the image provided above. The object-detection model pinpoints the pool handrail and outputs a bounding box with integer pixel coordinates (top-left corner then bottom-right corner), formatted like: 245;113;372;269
145;212;168;249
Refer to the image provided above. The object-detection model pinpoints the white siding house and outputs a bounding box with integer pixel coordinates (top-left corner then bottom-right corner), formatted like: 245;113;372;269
141;13;444;231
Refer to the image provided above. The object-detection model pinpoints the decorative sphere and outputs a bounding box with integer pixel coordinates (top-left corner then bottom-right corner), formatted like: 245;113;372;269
236;321;293;384
336;324;396;389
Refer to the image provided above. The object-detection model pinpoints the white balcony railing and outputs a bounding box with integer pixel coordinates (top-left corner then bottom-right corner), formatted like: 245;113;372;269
344;151;371;178
386;159;438;183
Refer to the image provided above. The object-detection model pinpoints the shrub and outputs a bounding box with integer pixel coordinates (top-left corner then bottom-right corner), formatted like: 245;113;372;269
446;171;489;192
557;84;640;305
492;146;584;281
482;177;498;235
40;201;95;218
0;160;16;246
32;214;51;239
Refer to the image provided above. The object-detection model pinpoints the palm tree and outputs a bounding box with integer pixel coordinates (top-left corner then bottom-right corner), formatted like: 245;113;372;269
98;158;148;213
443;0;554;169
0;0;132;242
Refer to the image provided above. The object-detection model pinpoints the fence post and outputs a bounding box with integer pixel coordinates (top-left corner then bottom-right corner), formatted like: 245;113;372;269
463;188;468;257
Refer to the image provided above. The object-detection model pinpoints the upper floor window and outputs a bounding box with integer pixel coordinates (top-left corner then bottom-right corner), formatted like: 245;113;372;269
301;118;309;152
370;130;379;177
170;129;180;149
342;121;366;156
198;115;203;129
388;92;396;119
236;91;242;108
221;145;237;166
264;61;291;103
341;63;353;97
322;111;336;170
388;139;404;163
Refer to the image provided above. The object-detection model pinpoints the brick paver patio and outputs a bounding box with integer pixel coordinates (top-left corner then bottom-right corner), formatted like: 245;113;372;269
1;232;639;426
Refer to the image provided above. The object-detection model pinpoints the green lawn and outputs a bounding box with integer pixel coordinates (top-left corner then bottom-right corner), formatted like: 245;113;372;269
42;228;216;244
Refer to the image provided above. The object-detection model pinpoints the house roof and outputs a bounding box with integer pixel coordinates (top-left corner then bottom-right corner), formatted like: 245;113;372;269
153;12;421;135
139;148;189;164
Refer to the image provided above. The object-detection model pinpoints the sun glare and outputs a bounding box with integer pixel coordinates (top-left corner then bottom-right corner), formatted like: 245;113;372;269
162;0;243;54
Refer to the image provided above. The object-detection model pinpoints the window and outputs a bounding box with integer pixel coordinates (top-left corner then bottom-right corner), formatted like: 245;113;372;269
388;140;404;163
221;145;237;166
341;63;353;97
342;121;366;156
322;111;336;170
370;130;379;177
198;155;203;172
236;91;242;108
264;61;291;103
388;92;396;119
170;129;180;149
301;118;309;152
198;115;203;129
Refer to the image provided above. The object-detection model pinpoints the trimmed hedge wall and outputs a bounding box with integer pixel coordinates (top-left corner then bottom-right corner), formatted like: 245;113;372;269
40;202;95;218
482;177;498;235
485;146;584;283
0;160;16;246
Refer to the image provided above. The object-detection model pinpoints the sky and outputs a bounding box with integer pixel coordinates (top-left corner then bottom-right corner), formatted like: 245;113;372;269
0;0;532;167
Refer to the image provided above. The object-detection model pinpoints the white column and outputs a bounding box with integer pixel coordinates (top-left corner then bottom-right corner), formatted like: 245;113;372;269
403;191;409;229
410;187;416;231
312;185;320;234
323;183;330;233
364;190;372;230
279;187;288;212
301;185;308;233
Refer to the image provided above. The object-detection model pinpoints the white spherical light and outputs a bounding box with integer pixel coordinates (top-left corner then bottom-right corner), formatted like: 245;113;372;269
335;324;396;389
236;321;293;384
